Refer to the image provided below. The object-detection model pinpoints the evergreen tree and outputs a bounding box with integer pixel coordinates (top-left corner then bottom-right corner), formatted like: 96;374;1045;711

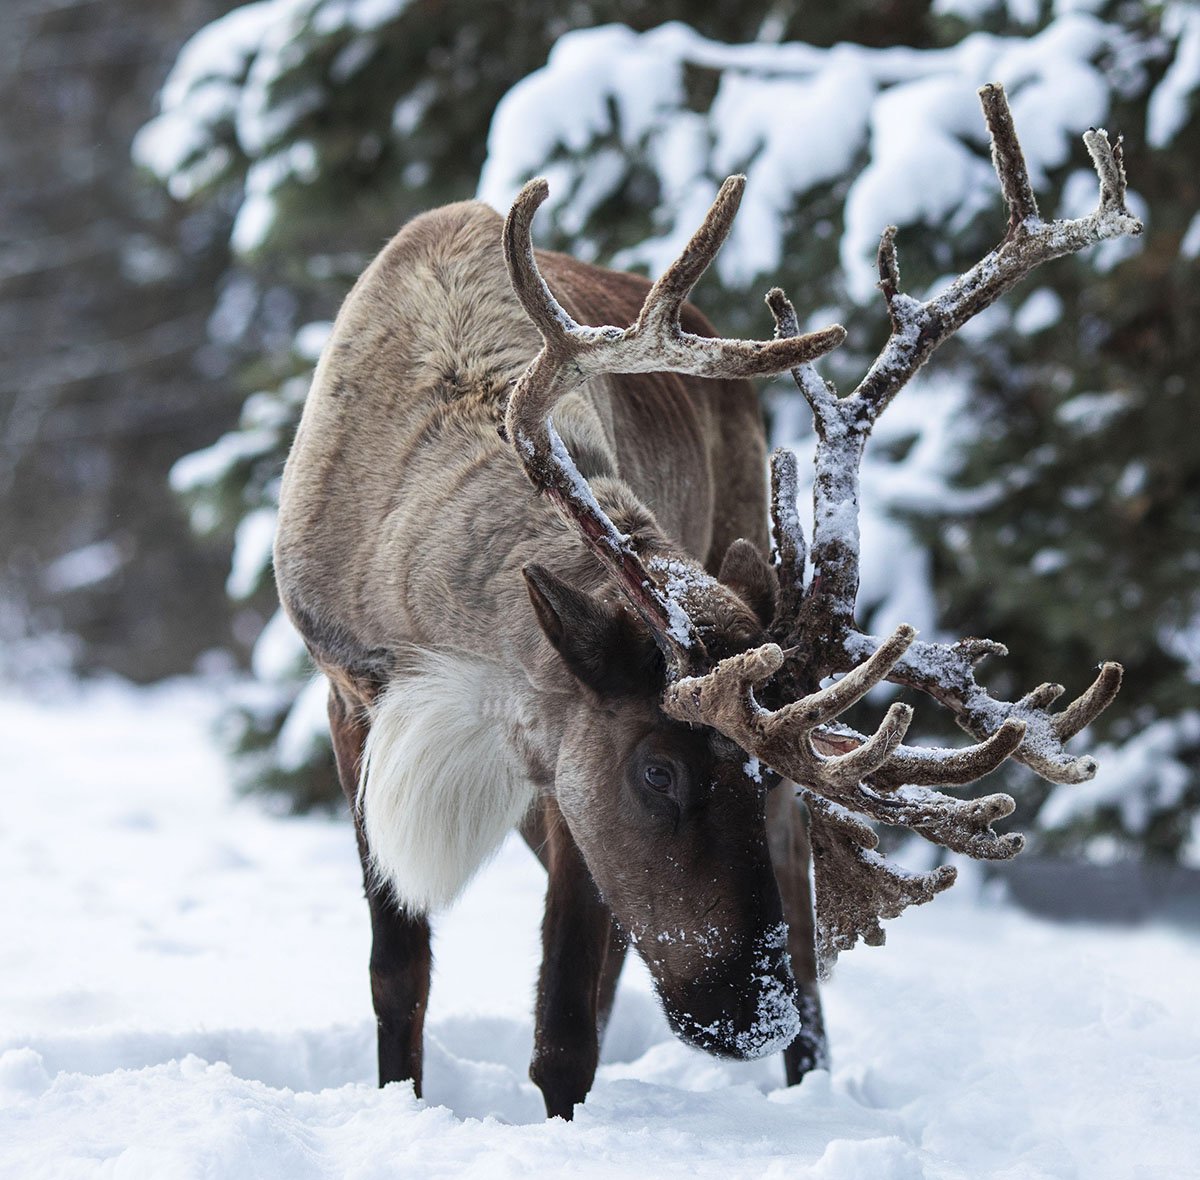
0;0;244;684
141;0;1200;859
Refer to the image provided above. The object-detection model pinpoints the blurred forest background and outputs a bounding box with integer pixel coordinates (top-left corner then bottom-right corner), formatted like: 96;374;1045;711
3;0;1198;869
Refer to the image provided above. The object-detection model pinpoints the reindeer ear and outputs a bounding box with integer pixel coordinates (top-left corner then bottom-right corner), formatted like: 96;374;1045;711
718;539;778;628
523;564;659;696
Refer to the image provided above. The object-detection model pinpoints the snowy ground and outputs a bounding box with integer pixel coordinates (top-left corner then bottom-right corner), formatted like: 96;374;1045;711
1;681;1198;1179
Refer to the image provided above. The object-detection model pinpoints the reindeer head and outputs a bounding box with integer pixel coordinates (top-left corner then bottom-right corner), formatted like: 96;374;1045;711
521;540;806;1058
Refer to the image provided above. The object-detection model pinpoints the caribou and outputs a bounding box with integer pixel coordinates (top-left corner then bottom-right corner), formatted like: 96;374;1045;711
273;85;1139;1118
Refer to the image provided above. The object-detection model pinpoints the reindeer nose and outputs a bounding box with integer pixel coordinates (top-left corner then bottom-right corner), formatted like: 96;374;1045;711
660;946;801;1060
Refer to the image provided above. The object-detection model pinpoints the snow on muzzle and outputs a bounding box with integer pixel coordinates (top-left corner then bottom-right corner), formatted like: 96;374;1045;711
655;922;802;1060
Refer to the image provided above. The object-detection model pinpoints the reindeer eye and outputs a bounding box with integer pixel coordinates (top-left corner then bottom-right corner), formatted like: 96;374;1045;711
643;763;675;792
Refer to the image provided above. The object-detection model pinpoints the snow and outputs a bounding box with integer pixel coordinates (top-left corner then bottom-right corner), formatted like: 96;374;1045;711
131;1;283;196
1148;2;1200;149
1181;210;1200;260
1013;287;1063;334
233;142;321;255
251;606;310;681
169;428;279;496
276;671;333;771
136;0;413;247
1115;459;1148;499
842;75;994;302
311;0;410;36
41;541;125;594
1039;712;1200;835
391;79;435;137
137;3;1177;287
1054;389;1129;432
1161;608;1200;689
226;506;278;599
709;56;876;285
294;319;333;361
2;681;1198;1178
1029;547;1068;575
208;273;260;345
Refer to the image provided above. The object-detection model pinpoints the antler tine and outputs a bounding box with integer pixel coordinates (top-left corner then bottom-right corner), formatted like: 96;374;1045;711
807;793;958;976
637;175;744;333
868;717;1027;789
1018;682;1067;711
1084;128;1129;213
769;449;807;622
765;288;837;417
665;642;785;731
841;630;1125;786
822;701;913;783
768;624;916;732
619;177;848;377
1054;661;1123;740
891;792;1024;859
979;82;1040;231
765;288;860;625
503;178;585;343
876;225;902;311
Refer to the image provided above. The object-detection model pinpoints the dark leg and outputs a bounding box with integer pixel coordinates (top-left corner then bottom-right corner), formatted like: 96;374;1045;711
364;872;432;1091
767;787;829;1083
329;688;433;1094
529;798;617;1119
596;919;627;1038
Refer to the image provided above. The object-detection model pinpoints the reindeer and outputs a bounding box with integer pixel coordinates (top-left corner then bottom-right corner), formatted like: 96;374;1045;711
273;85;1138;1119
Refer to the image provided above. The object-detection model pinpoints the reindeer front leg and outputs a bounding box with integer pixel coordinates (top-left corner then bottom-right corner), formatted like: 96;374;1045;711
529;796;618;1119
767;788;828;1082
329;688;432;1094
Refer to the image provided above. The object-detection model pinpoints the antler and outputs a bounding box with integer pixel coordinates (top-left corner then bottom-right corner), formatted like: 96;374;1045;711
501;174;846;671
663;626;1028;853
501;86;1137;974
662;624;1025;974
665;84;1140;973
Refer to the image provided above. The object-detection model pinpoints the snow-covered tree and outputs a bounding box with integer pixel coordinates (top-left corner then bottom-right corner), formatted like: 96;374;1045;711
140;0;1200;859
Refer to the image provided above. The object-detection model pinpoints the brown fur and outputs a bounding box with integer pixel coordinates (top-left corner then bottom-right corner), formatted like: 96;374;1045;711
274;199;822;1117
275;201;766;690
